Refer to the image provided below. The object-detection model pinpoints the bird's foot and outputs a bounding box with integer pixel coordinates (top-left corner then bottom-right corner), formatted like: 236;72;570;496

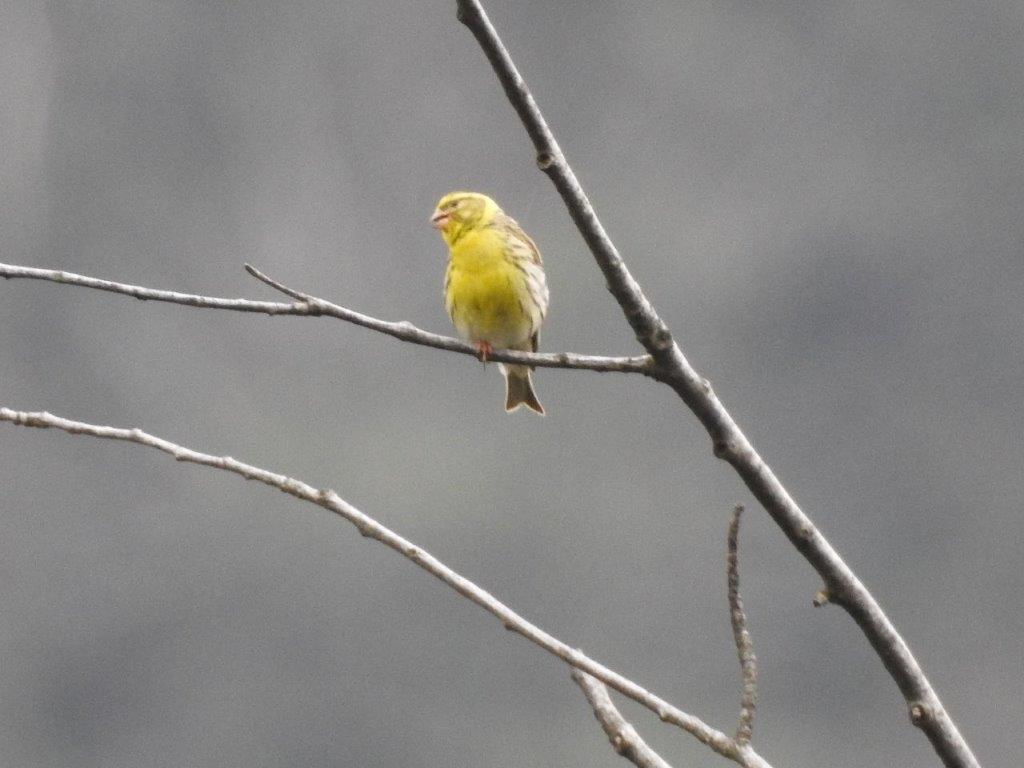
474;341;494;362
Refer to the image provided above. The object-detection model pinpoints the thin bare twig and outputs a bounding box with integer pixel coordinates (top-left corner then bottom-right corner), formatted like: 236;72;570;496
454;3;978;766
0;262;652;376
727;505;757;745
0;407;772;768
571;670;674;768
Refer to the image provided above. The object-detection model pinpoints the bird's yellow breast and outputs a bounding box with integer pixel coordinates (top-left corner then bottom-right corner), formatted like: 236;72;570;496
445;228;533;348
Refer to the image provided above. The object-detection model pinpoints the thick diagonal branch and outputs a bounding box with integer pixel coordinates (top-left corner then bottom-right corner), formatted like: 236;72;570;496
0;262;652;375
0;407;772;768
572;671;674;768
455;3;978;766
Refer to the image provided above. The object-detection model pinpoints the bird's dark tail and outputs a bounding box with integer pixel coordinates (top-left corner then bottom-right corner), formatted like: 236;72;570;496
504;365;544;415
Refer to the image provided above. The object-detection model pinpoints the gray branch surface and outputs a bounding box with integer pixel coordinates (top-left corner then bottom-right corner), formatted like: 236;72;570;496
727;505;758;745
0;407;773;768
0;262;652;375
454;2;979;766
571;671;674;768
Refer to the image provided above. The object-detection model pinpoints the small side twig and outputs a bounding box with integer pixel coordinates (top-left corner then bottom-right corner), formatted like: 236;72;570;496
572;670;674;768
0;262;653;375
244;263;310;301
727;504;758;745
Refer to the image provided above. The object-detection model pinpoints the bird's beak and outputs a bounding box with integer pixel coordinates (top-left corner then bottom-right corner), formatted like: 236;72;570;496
430;208;450;229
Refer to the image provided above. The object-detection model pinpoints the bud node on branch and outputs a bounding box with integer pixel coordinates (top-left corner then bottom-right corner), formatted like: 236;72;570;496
910;702;938;729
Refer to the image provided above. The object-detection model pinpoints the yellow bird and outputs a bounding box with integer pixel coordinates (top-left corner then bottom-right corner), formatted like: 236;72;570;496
431;191;549;414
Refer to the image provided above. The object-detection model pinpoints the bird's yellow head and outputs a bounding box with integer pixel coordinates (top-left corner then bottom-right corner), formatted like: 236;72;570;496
431;191;500;246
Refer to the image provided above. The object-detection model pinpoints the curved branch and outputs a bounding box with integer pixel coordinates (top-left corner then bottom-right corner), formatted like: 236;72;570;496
727;505;757;745
0;407;772;768
455;3;978;766
0;262;652;376
572;671;674;768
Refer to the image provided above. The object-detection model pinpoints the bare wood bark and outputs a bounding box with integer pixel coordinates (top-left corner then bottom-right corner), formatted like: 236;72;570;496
453;2;979;766
0;262;652;376
571;670;674;768
727;505;757;745
0;407;773;768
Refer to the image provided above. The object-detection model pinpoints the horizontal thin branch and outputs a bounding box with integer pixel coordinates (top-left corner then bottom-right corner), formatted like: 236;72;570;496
0;262;653;375
0;407;771;768
455;3;978;766
726;505;757;745
572;670;674;768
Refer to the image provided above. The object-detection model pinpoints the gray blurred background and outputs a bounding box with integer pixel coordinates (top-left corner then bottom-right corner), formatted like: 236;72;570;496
1;1;1021;766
